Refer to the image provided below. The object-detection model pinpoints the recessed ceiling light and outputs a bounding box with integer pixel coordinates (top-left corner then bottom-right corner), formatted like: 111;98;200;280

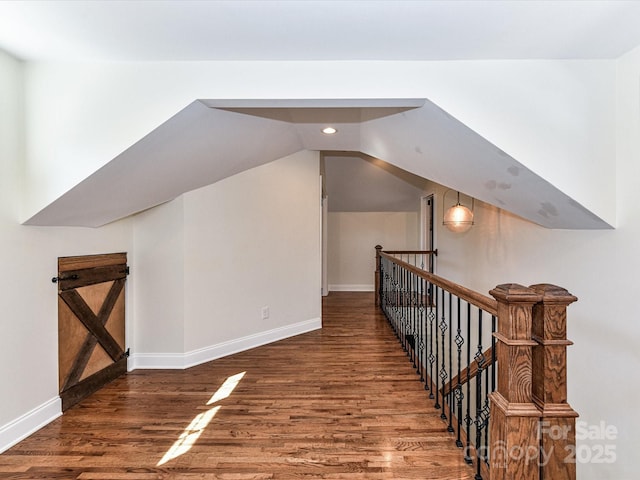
322;127;337;135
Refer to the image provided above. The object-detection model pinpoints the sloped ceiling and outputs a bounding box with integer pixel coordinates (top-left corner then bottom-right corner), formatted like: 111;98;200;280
24;98;611;229
324;154;430;212
4;2;633;230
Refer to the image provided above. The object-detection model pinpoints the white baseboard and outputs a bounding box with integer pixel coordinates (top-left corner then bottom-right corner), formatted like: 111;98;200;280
130;317;322;370
329;284;374;292
0;396;61;454
129;352;186;370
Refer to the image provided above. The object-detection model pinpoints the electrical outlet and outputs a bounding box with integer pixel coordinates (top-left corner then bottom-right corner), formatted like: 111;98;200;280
261;306;270;320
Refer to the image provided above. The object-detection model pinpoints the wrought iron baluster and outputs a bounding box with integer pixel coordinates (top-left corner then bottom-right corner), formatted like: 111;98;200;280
402;266;408;354
387;258;392;315
439;287;447;419
410;270;417;368
434;286;441;409
386;260;392;330
418;277;426;382
428;285;437;400
455;296;464;448
426;280;434;394
415;275;419;374
395;263;402;339
384;257;390;316
486;314;497;467
405;267;410;355
398;265;404;348
395;264;401;343
412;273;420;368
464;302;472;464
380;257;386;316
380;257;385;313
408;268;412;357
407;269;411;357
491;315;496;394
447;291;454;432
384;259;390;324
484;339;490;466
474;309;486;480
391;262;399;336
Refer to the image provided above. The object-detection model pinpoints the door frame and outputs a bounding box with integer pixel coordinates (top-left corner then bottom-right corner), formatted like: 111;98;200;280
420;194;436;273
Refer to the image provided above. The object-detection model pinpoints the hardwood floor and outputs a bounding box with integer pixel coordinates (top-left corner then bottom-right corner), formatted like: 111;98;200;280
0;292;474;479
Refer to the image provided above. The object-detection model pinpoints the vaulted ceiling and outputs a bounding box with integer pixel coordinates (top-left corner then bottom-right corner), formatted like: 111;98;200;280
2;1;638;229
23;98;609;229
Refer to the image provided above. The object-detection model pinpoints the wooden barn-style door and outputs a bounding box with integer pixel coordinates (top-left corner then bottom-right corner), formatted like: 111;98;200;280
55;253;129;411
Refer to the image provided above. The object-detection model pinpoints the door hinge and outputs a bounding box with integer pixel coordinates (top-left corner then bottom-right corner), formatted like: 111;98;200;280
123;348;130;359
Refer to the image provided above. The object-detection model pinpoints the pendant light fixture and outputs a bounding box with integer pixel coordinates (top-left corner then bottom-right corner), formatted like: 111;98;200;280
443;189;474;233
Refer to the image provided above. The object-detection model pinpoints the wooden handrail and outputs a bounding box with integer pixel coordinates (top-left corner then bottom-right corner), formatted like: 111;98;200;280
441;346;494;397
378;250;498;315
383;249;438;255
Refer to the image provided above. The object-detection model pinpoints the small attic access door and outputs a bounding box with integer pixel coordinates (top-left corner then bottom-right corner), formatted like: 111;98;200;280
56;253;129;411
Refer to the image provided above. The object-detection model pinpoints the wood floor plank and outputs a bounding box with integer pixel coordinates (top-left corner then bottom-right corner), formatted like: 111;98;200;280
0;292;474;479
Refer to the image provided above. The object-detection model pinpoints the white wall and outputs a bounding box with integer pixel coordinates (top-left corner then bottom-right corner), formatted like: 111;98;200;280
327;212;419;291
23;60;616;226
183;150;321;353
130;150;321;368
423;46;640;479
0;51;133;452
131;197;185;359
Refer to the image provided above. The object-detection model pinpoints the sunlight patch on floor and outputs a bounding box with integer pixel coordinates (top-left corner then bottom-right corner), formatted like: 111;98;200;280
207;371;246;405
157;406;221;466
157;371;246;466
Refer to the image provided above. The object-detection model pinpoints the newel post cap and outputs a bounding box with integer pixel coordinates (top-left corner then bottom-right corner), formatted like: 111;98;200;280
529;283;578;305
489;283;542;303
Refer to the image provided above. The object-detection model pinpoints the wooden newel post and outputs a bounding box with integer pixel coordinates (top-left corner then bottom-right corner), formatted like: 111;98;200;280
374;245;382;307
489;284;542;480
530;284;578;480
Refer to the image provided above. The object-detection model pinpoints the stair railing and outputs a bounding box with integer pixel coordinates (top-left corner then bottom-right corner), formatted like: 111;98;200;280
374;246;578;480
